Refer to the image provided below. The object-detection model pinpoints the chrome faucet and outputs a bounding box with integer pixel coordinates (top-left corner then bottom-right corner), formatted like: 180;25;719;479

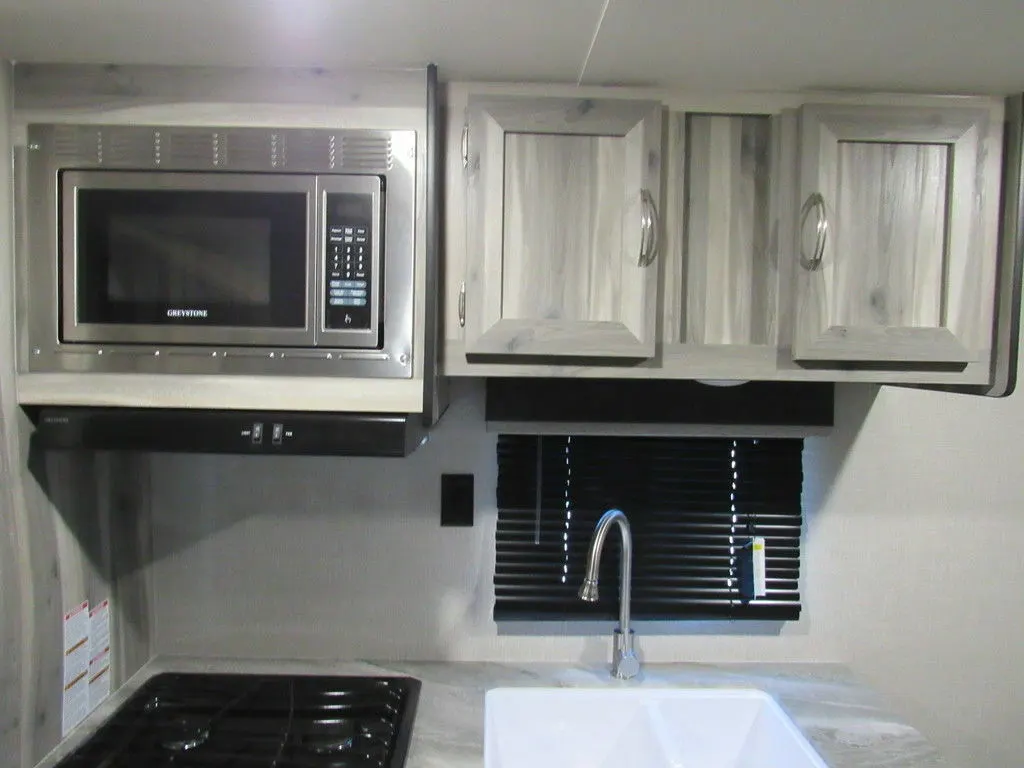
578;508;640;679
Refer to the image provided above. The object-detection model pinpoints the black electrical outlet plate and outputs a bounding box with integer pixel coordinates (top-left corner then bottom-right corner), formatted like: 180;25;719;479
440;474;474;527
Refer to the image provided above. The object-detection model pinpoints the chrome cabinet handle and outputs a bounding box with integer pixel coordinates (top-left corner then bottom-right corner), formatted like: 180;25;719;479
458;281;466;327
799;192;828;271
638;189;660;267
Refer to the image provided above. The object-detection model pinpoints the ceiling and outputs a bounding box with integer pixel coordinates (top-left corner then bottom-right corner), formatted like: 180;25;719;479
0;0;1021;94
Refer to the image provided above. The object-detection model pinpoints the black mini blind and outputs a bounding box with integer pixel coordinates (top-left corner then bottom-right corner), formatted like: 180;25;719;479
495;435;803;621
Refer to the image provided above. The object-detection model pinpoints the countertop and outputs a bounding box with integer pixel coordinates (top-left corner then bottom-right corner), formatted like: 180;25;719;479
37;656;949;768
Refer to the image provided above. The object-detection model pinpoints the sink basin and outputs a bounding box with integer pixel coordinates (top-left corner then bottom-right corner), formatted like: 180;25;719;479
485;687;828;768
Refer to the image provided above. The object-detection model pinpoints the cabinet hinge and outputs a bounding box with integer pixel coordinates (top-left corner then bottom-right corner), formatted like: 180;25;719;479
461;124;469;169
458;281;466;327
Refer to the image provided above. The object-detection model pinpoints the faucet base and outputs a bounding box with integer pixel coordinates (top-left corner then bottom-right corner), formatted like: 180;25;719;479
611;628;640;680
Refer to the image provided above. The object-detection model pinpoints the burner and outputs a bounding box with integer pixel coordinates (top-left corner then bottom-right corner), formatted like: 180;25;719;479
145;695;212;752
300;720;357;755
53;673;420;768
159;719;210;752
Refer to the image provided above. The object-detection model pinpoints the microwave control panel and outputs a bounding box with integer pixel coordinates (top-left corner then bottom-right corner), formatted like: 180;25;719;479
324;192;374;332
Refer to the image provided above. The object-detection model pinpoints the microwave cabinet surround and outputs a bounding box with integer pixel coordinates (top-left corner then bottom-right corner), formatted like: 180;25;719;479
22;124;414;380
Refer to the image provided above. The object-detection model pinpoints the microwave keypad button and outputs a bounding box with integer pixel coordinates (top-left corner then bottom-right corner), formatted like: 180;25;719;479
330;297;367;307
329;289;367;298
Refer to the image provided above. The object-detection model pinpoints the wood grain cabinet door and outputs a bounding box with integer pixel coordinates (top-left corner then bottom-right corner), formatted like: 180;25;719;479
463;96;663;358
793;104;1000;364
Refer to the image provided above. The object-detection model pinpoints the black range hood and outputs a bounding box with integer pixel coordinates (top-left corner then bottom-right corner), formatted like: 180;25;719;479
28;407;427;457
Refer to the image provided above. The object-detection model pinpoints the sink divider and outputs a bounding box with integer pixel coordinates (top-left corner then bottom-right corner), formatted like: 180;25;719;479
645;700;691;768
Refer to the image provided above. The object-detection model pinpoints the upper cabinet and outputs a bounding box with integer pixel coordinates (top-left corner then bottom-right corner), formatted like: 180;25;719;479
793;105;1000;365
463;96;663;358
444;85;1014;390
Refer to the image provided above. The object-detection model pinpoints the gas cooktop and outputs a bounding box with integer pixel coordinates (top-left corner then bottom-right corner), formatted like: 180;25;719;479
54;672;421;768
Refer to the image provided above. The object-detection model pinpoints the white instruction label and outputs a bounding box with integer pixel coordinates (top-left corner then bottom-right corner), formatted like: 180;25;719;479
752;537;767;598
89;600;111;711
62;601;90;736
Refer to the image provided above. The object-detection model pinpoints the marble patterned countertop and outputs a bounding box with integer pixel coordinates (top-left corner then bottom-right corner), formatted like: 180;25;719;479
36;656;950;768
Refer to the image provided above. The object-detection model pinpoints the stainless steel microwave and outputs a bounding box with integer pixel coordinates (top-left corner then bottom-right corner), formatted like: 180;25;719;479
20;124;416;379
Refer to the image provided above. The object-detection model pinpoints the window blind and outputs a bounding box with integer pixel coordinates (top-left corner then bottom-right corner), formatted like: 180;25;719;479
495;435;803;621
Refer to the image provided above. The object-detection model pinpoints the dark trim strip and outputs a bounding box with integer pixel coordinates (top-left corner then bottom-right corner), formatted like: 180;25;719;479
421;63;448;424
487;379;833;427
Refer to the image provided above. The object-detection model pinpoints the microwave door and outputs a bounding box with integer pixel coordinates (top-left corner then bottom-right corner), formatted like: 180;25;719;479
62;171;317;347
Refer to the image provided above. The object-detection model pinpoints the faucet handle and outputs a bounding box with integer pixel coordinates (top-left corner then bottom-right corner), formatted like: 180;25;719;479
611;629;640;680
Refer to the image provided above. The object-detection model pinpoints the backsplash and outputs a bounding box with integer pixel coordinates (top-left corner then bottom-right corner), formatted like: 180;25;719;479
147;380;497;660
147;379;825;662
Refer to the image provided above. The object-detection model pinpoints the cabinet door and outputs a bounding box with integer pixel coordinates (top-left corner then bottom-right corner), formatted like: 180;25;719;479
464;96;662;358
794;104;998;364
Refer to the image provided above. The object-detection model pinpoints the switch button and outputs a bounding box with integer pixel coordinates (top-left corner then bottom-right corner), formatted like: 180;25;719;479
251;423;263;445
272;423;284;445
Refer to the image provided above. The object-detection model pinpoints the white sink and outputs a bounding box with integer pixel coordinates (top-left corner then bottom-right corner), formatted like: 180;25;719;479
485;687;828;768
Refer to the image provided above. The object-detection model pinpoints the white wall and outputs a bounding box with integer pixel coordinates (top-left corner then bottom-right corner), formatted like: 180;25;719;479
147;377;1024;767
803;381;1024;767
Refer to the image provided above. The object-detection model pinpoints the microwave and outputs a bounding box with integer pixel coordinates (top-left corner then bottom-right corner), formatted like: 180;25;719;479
21;124;416;380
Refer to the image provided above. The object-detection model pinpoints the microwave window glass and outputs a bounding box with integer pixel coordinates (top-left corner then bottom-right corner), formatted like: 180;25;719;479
107;214;272;306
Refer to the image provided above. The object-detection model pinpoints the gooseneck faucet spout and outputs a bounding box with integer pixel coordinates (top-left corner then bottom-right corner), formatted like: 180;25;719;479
578;508;640;679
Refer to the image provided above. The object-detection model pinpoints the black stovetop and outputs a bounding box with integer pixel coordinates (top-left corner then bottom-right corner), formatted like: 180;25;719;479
55;672;421;768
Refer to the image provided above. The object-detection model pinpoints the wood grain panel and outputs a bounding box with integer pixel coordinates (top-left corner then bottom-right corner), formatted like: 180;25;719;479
464;95;662;358
0;65;25;768
444;86;1004;385
684;114;773;345
462;319;647;356
463;106;505;350
444;339;993;384
794;104;998;364
469;95;660;135
662;113;687;345
832;141;948;328
10;433;156;768
96;454;154;684
1;64;157;766
0;390;24;766
772;110;800;354
502;134;625;323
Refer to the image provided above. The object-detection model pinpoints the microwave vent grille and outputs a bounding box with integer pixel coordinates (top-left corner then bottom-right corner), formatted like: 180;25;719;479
104;128;159;167
221;131;274;170
53;126;102;163
286;132;334;172
341;136;393;172
45;126;394;173
165;130;220;168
